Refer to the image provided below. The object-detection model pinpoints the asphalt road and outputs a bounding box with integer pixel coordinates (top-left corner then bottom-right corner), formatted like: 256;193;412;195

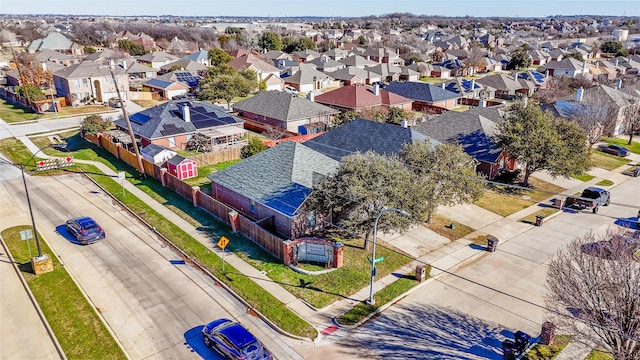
346;174;640;359
1;172;298;360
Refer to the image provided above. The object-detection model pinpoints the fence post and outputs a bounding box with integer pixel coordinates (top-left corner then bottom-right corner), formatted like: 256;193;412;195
115;143;122;159
160;168;167;187
191;186;200;207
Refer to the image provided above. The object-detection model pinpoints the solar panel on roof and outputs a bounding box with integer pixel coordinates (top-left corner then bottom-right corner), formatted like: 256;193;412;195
130;113;151;125
174;72;200;87
146;78;174;89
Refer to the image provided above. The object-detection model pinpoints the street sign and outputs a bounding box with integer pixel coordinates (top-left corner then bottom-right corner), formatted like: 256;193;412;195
367;256;385;264
118;172;125;179
20;229;33;240
217;236;230;249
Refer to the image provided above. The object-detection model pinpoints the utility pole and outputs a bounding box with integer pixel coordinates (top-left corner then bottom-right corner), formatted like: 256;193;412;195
108;64;145;178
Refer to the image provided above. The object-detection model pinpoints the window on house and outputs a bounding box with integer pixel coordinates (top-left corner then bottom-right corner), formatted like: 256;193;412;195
82;78;88;87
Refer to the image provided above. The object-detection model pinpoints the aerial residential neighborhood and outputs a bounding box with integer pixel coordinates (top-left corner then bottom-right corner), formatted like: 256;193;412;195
0;3;639;360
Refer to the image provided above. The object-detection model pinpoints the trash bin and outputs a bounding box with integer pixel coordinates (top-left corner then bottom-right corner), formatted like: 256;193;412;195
501;339;517;360
535;215;544;227
514;330;531;354
487;237;499;252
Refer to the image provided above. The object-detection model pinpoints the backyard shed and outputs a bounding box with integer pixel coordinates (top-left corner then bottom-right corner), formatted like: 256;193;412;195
167;155;197;180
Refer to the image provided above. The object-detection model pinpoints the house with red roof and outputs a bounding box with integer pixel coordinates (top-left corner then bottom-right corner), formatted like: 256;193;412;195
314;84;413;113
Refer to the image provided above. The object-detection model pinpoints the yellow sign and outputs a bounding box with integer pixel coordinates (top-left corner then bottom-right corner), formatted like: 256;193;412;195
217;236;230;249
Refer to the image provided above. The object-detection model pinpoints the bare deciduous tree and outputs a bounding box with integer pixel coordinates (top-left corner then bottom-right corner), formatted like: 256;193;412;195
545;229;640;360
620;82;640;145
567;96;614;147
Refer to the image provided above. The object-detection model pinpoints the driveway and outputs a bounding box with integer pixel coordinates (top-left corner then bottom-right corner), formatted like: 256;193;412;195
344;171;640;359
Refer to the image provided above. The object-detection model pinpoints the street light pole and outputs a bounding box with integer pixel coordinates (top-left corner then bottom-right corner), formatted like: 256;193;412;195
20;145;54;259
367;207;410;305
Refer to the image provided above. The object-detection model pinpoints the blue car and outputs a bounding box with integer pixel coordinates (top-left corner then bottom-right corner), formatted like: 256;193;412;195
598;144;629;157
65;217;105;244
202;319;271;360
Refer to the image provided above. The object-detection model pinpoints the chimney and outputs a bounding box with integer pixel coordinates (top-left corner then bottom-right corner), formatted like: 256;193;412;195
615;59;619;66
122;60;127;70
401;119;408;128
480;99;487;107
440;82;445;89
582;60;587;71
576;87;584;102
616;79;622;90
373;83;380;95
182;104;191;122
471;79;476;91
513;71;518;79
42;62;47;72
523;96;529;107
307;91;314;101
545;69;549;78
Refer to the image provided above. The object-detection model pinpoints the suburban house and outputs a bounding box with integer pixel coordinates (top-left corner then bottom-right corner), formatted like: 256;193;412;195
53;60;130;105
232;90;340;134
35;49;82;66
475;73;536;99
112;99;246;150
445;78;484;99
338;54;378;69
384;81;461;112
305;56;346;73
207;140;340;239
303;118;429;160
125;60;159;80
326;66;378;86
159;59;207;74
184;50;212;66
137;52;181;69
539;58;590;78
227;53;281;83
314;84;413;113
411;107;517;180
281;63;336;93
141;78;190;100
26;32;84;56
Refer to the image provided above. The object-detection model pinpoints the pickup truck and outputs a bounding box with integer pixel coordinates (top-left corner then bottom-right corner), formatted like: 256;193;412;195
565;187;610;213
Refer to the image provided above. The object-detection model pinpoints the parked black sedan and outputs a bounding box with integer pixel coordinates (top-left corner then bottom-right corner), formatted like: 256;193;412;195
598;144;630;157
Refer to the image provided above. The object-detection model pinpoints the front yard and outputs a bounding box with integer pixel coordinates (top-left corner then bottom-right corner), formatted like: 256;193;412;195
474;177;566;217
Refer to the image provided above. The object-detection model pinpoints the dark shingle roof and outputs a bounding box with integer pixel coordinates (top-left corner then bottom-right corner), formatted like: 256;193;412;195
412;107;505;163
114;100;243;140
208;141;339;217
303;118;428;160
232;91;339;121
384;81;461;103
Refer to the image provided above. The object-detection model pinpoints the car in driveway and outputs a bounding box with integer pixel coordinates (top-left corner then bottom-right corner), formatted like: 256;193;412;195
202;318;271;360
284;86;299;96
65;217;105;244
598;144;630;157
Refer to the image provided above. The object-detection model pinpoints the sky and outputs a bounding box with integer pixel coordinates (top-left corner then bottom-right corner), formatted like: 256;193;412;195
1;0;639;18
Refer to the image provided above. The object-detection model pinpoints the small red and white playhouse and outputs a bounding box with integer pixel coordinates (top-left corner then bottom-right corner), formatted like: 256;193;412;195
167;155;197;180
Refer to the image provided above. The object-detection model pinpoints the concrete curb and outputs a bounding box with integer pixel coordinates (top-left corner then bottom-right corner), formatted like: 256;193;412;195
81;172;319;343
0;234;67;360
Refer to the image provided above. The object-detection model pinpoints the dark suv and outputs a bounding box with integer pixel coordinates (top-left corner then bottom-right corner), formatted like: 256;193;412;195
65;217;105;244
202;319;271;360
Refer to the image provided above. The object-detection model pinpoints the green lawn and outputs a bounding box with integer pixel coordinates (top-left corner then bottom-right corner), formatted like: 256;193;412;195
0;98;41;122
520;207;561;224
595;179;614;186
474;177;566;217
523;335;572;360
571;173;595;182
424;213;475;241
602;137;640;154
1;226;126;360
336;275;420;326
590;151;632;170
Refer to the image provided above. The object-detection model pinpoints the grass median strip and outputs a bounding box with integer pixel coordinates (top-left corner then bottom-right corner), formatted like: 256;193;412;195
336;275;421;326
1;226;127;360
523;334;571;360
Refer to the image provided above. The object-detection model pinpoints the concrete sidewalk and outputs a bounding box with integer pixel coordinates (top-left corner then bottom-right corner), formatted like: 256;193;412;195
13;134;638;358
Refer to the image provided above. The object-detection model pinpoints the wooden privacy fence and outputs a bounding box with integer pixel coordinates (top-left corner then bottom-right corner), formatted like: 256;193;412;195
84;132;288;262
189;147;242;167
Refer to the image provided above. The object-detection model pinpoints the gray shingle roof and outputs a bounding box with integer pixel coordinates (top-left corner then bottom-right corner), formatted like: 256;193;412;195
232;91;339;122
384;81;461;103
208;141;339;217
54;60;125;79
114;100;243;140
303;118;428;160
412;107;505;163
